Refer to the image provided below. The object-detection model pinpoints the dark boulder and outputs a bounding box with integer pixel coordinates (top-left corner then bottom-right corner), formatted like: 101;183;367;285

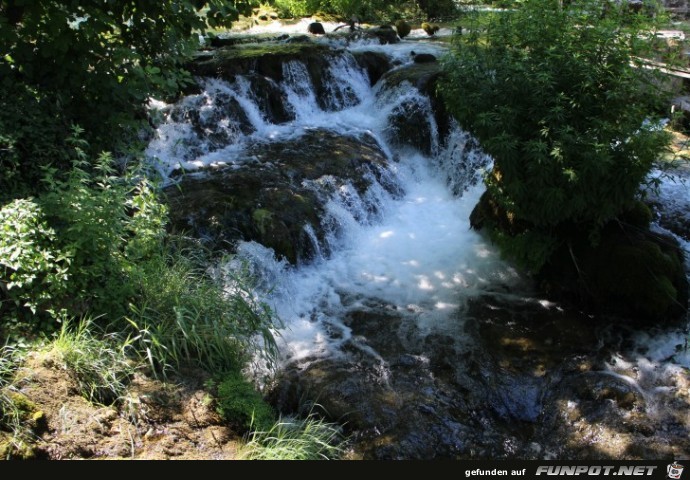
378;62;452;151
472;190;688;324
242;73;294;124
351;51;393;86
308;22;326;35
395;20;412;39
367;25;400;44
164;129;394;264
421;22;440;36
412;52;437;64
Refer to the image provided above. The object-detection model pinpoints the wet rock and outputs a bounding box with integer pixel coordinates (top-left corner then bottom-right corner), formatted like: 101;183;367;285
386;97;437;155
164;129;393;264
367;25;400;44
379;62;451;145
308;22;326;35
351;51;392;86
536;370;658;459
412;52;437;63
169;90;256;149
242;73;294;124
395;20;412;39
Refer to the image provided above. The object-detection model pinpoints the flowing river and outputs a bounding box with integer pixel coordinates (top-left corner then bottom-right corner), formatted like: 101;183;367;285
145;23;690;459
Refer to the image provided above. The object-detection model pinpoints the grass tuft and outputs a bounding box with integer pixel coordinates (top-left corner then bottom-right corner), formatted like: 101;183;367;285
43;318;135;405
237;413;346;460
125;240;280;376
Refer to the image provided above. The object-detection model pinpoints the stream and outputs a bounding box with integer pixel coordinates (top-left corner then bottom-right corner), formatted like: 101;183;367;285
145;22;690;459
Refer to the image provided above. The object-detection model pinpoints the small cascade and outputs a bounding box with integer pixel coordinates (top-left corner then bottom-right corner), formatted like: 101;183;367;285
145;34;690;460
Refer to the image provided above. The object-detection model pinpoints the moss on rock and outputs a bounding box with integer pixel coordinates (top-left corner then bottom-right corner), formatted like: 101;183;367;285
472;190;688;323
164;129;393;264
539;222;688;324
215;373;276;433
187;41;332;83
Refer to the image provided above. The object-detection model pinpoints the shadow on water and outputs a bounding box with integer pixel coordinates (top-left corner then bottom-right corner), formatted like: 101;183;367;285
269;290;690;460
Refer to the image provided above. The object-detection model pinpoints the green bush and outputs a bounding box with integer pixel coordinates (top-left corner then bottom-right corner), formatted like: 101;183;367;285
271;0;411;20
273;0;321;17
215;373;276;433
0;198;70;330
0;139;168;335
441;0;672;271
0;136;279;373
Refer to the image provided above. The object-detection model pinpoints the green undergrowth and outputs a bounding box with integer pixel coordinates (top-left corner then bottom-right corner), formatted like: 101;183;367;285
41;319;135;406
238;413;347;460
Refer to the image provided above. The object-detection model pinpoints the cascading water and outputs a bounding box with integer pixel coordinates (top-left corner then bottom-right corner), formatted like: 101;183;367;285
146;34;690;459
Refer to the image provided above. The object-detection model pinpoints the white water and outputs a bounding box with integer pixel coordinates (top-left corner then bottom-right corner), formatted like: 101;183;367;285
146;41;524;367
146;35;689;433
236;154;521;365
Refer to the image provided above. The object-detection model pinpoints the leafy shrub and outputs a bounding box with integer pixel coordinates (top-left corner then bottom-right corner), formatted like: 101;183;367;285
441;0;672;271
215;373;276;433
0;136;168;335
0;199;70;330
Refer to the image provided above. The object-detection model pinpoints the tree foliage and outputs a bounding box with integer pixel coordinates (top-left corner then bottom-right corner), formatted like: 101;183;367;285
0;132;166;333
271;0;447;21
0;0;249;197
440;0;672;270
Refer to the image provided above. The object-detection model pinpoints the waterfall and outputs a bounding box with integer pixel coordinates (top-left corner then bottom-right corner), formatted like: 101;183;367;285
145;37;690;459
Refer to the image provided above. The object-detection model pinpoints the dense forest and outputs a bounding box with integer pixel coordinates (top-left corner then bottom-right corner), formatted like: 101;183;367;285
1;0;688;460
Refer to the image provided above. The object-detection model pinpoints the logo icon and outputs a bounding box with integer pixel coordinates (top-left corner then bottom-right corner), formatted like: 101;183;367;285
668;463;684;480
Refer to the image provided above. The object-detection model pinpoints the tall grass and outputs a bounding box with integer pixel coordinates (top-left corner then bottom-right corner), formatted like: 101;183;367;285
237;414;346;460
0;344;36;458
0;345;23;432
125;240;280;376
44;319;135;405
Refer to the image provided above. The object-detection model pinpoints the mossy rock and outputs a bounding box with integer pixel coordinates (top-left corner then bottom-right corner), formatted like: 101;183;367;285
395;20;412;38
0;392;46;459
474;191;688;323
619;199;653;229
539;222;688;324
579;231;687;322
186;41;332;83
421;22;440;36
0;432;38;460
215;373;276;433
164;129;393;264
207;33;290;48
379;62;451;152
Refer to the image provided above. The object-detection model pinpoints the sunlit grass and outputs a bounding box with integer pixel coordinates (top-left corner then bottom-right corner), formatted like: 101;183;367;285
237;414;346;460
42;319;135;405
